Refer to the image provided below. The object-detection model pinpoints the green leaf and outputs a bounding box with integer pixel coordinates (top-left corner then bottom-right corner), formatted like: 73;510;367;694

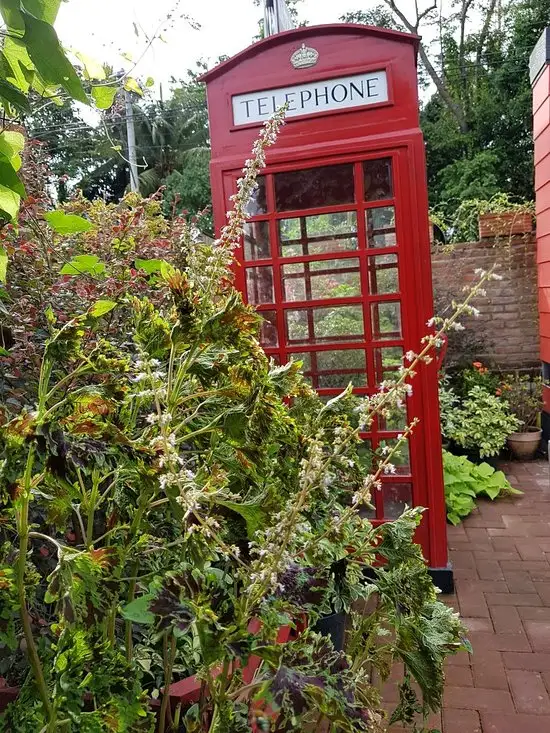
121;594;155;625
0;156;25;197
55;651;68;672
45;211;94;234
475;462;495;478
123;77;142;96
135;258;165;275
0;184;21;220
0;0;24;31
22;0;62;24
91;84;118;110
60;254;106;277
0;78;31;112
216;498;266;540
89;300;117;318
0;245;7;282
0;346;9;356
145;76;155;87
2;39;34;94
160;260;176;279
21;9;88;104
75;51;106;81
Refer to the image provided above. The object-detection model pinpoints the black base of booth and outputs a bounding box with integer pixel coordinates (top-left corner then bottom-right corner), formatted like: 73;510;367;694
363;564;454;594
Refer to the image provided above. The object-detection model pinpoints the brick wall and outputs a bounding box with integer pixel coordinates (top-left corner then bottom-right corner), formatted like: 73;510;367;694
431;237;539;370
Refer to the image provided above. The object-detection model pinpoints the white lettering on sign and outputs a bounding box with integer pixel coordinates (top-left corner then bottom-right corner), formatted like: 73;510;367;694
232;70;388;126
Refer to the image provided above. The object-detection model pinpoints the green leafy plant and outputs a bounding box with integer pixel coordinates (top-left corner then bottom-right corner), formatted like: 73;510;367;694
443;450;522;525
0;111;479;733
501;373;544;430
431;193;535;244
440;384;521;459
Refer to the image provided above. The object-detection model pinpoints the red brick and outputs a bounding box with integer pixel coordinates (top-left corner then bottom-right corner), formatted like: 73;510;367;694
468;631;531;653
524;621;550;653
502;570;537;594
472;652;509;690
533;582;550;604
445;664;474;687
455;581;490;618
500;560;549;573
442;708;481;733
508;669;550;714
516;541;546;561
518;607;550;622
452;550;477;569
461;617;494;633
447;650;471;667
444;685;514;711
485;593;542;607
476;559;504;581
503;652;550;671
490;606;524;635
481;713;550;733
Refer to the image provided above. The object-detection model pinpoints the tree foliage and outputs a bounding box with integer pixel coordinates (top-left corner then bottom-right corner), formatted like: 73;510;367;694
344;0;547;214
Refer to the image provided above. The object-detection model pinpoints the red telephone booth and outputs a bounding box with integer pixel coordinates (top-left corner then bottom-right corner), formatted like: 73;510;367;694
200;23;451;590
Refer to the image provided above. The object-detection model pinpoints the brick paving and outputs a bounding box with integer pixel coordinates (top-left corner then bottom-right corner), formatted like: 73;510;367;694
440;459;550;732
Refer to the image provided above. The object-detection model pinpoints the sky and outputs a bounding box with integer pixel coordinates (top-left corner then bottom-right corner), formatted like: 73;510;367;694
55;0;386;94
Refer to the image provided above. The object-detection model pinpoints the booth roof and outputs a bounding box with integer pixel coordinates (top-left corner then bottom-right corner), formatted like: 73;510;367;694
198;23;420;84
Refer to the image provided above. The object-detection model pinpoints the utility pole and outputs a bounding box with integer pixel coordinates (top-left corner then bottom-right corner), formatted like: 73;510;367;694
125;89;139;192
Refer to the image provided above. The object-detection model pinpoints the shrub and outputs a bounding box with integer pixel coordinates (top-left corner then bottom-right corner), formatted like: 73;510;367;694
0;113;469;733
440;384;521;459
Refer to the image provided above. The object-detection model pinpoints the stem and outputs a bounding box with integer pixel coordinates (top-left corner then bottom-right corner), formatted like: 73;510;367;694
17;448;53;721
159;633;177;733
125;561;139;663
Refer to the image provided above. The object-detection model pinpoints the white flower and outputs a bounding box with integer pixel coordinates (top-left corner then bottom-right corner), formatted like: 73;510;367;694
426;317;436;327
405;350;416;362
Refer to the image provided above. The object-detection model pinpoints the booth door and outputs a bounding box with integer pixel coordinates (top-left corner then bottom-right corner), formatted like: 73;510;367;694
234;153;423;524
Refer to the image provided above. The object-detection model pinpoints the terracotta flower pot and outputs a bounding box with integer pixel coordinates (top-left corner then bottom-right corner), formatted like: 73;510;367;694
478;211;533;239
507;427;542;461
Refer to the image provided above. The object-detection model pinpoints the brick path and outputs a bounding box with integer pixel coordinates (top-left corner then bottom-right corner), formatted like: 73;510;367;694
439;459;550;732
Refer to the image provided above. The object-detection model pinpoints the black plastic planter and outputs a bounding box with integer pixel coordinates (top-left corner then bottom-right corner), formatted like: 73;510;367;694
313;611;347;652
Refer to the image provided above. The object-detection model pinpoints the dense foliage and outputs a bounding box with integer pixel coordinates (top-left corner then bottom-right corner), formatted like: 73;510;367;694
0;113;470;732
443;450;521;525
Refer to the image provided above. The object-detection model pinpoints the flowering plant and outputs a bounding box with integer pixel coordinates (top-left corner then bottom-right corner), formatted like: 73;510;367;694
0;111;480;733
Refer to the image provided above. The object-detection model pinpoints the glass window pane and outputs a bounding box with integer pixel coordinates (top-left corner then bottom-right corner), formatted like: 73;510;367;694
368;254;399;295
371;302;402;341
279;212;358;258
378;439;411;476
282;258;361;302
366;206;396;248
246;266;274;305
244;221;270;261
245;177;267;216
275;164;355;212
374;347;403;383
285;305;364;345
364;158;393;201
288;350;366;388
260;310;279;348
382;482;413;519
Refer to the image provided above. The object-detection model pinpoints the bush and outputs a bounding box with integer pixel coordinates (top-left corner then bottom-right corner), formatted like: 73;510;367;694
440;384;521;459
0;114;468;733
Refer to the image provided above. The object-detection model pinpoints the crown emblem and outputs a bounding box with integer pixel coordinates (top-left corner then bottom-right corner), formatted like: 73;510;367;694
290;44;319;70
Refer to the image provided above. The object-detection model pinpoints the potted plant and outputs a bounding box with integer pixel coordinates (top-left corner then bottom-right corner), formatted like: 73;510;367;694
503;373;544;460
477;194;534;239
